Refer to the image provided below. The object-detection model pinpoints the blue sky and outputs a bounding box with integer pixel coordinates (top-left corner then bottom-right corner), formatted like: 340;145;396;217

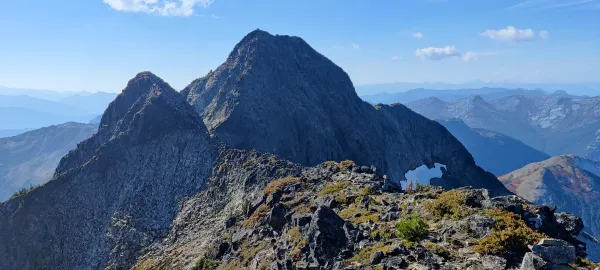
0;0;598;93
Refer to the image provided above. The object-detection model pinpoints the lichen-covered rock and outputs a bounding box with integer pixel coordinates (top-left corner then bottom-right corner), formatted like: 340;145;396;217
555;212;584;237
307;206;349;267
521;252;548;270
531;238;577;265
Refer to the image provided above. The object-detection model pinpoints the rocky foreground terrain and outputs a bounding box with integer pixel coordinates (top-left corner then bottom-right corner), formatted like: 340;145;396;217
140;159;597;270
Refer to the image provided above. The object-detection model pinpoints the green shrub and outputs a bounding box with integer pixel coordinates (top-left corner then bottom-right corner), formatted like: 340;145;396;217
396;215;429;242
318;181;350;196
191;257;218;270
423;189;472;220
10;186;38;200
474;208;546;255
287;227;307;261
424;241;454;259
345;243;394;265
571;257;599;269
369;224;396;240
415;183;431;193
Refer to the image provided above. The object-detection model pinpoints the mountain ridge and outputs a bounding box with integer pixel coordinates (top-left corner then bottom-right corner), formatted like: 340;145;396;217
183;30;509;196
407;94;600;159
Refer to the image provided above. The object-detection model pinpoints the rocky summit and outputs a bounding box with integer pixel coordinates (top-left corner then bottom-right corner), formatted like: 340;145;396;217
0;30;596;270
182;30;509;196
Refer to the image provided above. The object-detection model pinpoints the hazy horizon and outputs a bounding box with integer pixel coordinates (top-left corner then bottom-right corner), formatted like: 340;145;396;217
1;0;599;92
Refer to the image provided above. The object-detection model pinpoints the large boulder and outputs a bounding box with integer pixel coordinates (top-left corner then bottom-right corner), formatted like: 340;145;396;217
554;212;584;237
530;238;577;265
307;206;348;266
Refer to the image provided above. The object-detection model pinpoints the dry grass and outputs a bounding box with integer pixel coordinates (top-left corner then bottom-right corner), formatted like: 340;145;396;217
345;243;395;266
423;190;472;220
263;177;301;196
318;181;350;196
474;208;546;255
243;204;270;228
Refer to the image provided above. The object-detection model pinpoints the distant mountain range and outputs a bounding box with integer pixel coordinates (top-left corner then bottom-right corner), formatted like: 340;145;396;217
500;155;600;260
437;119;550;176
355;82;600;96
0;128;34;138
0;122;96;201
0;90;116;132
360;87;583;104
407;94;600;161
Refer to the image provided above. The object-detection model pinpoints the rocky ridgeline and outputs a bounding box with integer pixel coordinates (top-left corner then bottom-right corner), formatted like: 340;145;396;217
182;29;509;196
175;160;598;270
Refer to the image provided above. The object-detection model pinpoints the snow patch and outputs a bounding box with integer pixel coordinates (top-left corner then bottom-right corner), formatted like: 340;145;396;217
403;163;447;188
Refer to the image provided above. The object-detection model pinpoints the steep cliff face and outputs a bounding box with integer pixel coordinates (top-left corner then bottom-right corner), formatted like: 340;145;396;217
0;72;216;270
0;122;96;201
182;30;509;196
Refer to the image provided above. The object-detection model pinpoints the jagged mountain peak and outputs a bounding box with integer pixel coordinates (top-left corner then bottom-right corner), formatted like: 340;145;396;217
182;30;509;196
182;29;358;114
100;71;177;132
55;71;208;176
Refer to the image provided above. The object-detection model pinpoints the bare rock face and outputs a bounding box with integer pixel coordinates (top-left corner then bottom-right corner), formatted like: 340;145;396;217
0;72;217;270
182;29;510;196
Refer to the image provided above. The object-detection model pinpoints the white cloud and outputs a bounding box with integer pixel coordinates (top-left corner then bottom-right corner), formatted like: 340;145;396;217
415;46;460;60
352;43;360;49
103;0;213;16
481;26;548;42
412;32;424;39
391;56;402;61
462;51;503;62
211;14;220;19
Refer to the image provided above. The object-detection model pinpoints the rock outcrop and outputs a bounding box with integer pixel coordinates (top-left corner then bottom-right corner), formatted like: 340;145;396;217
182;29;510;196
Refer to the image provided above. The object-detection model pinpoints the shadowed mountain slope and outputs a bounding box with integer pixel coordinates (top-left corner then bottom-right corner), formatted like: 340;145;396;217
182;29;509;196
